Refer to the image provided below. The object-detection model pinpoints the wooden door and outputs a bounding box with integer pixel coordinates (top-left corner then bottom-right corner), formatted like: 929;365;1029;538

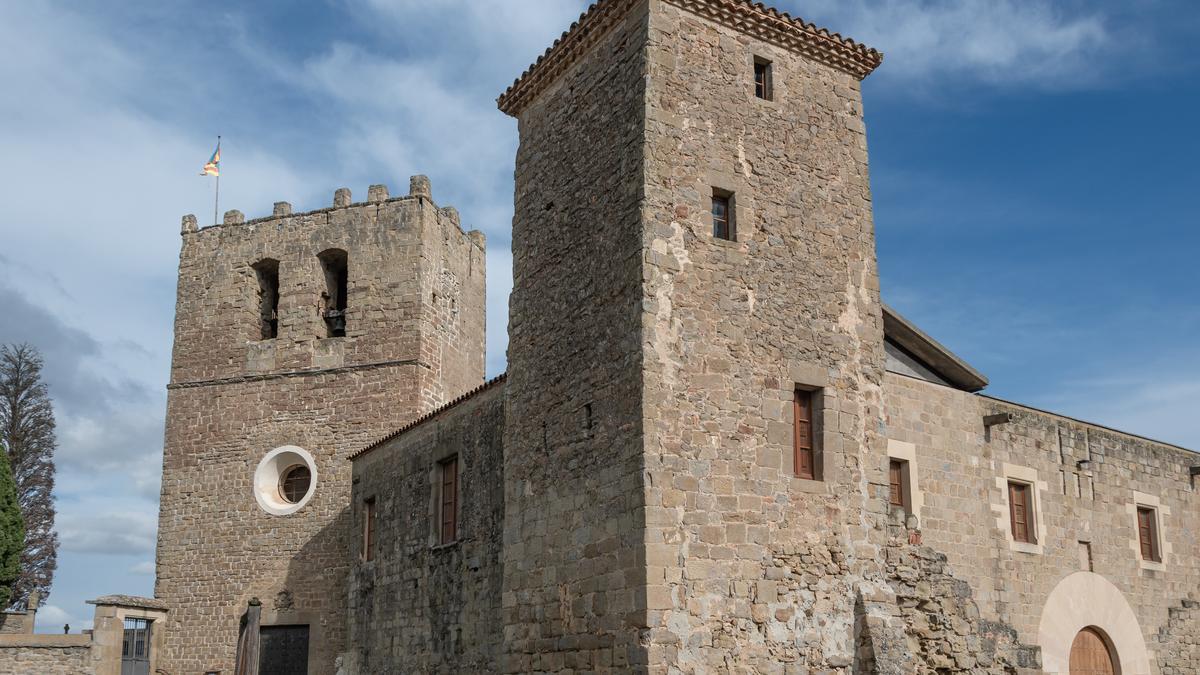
1070;627;1116;675
259;625;310;675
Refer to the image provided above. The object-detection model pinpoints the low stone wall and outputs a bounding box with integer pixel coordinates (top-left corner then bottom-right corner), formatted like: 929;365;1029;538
0;635;94;674
1157;598;1200;675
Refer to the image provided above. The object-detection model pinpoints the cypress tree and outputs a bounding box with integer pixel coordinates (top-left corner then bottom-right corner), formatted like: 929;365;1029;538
0;445;24;609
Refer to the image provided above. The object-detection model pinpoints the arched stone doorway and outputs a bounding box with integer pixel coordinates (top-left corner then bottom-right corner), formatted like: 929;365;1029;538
1037;572;1151;674
1069;627;1118;675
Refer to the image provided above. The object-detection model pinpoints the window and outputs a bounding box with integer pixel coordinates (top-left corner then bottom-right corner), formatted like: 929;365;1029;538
253;259;280;340
793;388;818;480
318;249;349;337
1137;506;1160;562
888;459;910;512
362;497;376;562
754;57;773;100
439;456;458;545
1008;481;1035;544
279;465;312;505
711;190;735;241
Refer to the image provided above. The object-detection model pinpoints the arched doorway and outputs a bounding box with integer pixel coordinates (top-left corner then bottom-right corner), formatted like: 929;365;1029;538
1070;627;1118;675
1037;572;1151;673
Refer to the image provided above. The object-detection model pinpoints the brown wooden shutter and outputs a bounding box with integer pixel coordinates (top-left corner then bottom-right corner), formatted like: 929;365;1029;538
440;457;458;545
794;390;815;479
1137;507;1158;561
889;460;904;508
1008;482;1033;543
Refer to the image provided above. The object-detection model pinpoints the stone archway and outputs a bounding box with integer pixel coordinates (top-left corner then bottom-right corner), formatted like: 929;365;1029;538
1038;572;1151;674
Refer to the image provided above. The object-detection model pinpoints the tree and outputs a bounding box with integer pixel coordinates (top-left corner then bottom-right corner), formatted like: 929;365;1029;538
0;344;58;607
0;445;24;608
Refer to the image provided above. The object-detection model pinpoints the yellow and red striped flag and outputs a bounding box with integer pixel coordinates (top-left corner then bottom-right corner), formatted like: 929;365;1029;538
200;141;220;176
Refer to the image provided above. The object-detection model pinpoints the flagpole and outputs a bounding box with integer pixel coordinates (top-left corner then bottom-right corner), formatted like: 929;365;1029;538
214;135;221;226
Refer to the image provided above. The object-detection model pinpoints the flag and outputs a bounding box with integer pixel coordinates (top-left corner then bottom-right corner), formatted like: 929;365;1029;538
200;141;220;177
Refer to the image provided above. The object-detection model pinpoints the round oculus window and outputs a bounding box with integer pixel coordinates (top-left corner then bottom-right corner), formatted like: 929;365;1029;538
279;465;312;504
253;446;317;516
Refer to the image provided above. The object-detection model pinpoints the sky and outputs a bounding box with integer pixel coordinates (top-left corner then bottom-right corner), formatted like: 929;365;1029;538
0;0;1197;632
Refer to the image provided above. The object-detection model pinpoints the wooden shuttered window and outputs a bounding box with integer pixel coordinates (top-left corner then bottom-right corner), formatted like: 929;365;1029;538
712;193;733;240
754;58;773;100
794;389;816;480
440;456;459;545
1137;507;1160;562
1008;481;1035;544
362;498;376;562
888;459;906;509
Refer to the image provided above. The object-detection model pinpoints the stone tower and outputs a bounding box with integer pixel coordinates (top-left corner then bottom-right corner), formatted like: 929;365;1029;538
155;179;485;673
499;0;887;671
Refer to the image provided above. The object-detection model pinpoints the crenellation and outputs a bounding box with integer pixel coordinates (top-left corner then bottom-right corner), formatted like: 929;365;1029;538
333;187;352;207
273;201;292;216
181;213;197;234
366;183;388;203
409;174;432;199
223;209;244;225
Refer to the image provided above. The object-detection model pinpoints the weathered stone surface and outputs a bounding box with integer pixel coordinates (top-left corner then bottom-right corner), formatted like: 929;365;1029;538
155;184;486;673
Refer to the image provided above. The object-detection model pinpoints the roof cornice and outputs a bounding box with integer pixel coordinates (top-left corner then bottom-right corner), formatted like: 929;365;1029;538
497;0;882;117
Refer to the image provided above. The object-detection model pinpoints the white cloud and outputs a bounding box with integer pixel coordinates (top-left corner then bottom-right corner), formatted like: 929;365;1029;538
33;603;80;631
788;0;1110;87
129;560;155;576
57;509;157;556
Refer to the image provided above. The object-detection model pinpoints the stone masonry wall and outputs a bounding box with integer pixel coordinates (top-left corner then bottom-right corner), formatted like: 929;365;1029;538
156;180;486;673
0;638;93;675
884;371;1200;671
637;1;889;671
1157;599;1200;675
347;382;505;674
501;1;652;672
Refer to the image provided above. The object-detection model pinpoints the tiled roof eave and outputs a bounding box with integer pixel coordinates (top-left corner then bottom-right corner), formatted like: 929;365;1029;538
497;0;882;117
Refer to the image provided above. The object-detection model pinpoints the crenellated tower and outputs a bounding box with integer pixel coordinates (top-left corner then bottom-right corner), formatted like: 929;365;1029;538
155;177;486;673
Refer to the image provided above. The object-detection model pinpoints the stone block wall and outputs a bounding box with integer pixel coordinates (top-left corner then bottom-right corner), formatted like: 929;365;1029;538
346;379;505;673
0;639;93;675
156;180;486;673
884;371;1200;671
637;1;888;670
501;1;653;672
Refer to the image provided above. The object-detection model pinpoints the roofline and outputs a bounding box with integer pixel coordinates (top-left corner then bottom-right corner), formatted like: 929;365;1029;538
882;304;988;393
349;373;507;461
497;0;883;117
886;370;1197;456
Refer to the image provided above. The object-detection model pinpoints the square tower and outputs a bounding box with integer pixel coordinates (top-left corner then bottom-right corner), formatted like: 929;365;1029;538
499;0;885;671
155;179;485;673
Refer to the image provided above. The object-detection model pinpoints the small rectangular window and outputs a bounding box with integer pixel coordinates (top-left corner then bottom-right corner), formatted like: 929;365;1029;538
712;190;735;241
754;57;773;100
1137;506;1160;562
794;388;818;480
888;459;908;511
1008;481;1035;544
439;456;459;545
362;497;376;562
253;259;280;340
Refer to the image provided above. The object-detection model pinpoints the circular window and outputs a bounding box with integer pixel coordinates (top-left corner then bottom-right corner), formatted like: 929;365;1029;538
279;465;312;504
254;446;317;516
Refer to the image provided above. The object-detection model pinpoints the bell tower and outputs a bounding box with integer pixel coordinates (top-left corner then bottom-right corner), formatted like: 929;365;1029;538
154;178;486;673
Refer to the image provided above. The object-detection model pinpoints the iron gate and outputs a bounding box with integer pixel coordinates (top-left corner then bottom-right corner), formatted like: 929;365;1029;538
121;617;151;675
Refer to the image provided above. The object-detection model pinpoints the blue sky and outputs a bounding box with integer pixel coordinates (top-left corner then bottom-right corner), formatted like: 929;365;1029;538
0;0;1197;632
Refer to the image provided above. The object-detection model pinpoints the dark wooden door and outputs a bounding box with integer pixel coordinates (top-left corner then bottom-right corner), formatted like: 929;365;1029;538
1070;627;1116;675
259;625;309;675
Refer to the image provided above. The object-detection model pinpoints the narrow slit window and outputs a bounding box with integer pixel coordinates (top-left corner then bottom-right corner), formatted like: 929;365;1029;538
754;57;773;100
253;259;280;340
1137;506;1160;562
794;388;817;480
318;249;349;338
363;497;376;562
439;456;458;545
1008;481;1035;544
712;190;734;241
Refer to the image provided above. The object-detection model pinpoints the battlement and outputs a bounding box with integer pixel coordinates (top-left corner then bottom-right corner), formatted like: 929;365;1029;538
180;175;479;249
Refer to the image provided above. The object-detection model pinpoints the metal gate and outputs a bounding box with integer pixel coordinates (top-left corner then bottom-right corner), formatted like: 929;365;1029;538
259;625;310;675
120;617;151;675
